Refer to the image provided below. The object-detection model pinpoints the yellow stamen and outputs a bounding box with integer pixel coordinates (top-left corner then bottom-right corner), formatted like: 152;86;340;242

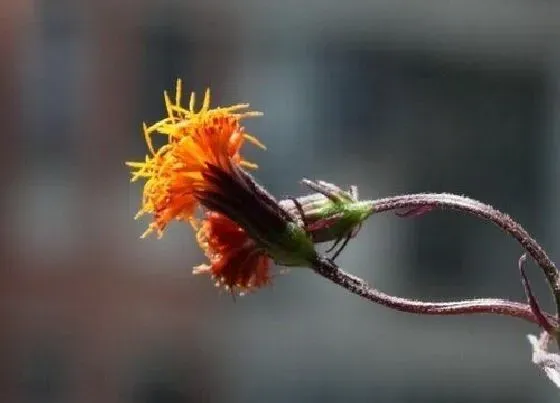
202;88;211;112
127;79;266;238
175;78;182;108
240;161;259;169
164;90;174;123
244;134;267;150
143;123;156;155
189;91;196;112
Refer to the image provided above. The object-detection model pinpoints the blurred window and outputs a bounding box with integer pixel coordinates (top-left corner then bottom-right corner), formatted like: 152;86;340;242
313;45;544;288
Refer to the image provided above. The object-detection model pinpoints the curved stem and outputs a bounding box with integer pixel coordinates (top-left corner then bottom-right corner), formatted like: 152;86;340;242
311;255;558;327
368;193;560;322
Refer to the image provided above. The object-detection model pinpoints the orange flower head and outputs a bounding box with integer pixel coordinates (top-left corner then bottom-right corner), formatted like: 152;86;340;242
190;162;318;293
194;211;272;293
126;79;265;238
127;80;317;294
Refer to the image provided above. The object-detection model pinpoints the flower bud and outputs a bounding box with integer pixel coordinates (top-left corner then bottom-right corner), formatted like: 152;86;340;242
280;179;374;246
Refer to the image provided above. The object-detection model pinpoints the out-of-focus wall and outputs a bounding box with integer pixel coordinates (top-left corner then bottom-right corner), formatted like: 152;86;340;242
3;0;560;402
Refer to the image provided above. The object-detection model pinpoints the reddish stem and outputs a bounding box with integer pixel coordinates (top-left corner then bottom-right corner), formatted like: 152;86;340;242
371;193;560;320
311;255;558;327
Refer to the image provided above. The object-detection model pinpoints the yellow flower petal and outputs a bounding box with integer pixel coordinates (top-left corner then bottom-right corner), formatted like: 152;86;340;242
127;79;265;238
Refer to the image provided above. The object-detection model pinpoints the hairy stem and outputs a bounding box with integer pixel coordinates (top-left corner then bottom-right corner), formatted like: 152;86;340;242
368;193;560;323
311;255;558;327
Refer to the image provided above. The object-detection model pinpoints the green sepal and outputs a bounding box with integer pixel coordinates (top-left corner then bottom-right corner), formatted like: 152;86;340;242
266;222;318;267
280;179;374;245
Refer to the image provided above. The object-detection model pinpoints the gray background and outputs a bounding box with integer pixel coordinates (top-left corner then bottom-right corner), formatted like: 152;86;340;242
2;0;560;402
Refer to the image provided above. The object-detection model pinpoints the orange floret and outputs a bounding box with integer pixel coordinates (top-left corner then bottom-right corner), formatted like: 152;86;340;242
127;79;265;238
194;211;272;293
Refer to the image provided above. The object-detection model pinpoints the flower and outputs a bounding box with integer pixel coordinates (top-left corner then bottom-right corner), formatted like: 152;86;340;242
194;162;316;269
192;165;316;293
127;79;317;293
194;211;272;293
279;179;374;259
127;79;264;238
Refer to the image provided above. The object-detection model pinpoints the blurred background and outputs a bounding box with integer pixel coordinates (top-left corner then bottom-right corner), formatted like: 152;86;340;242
3;0;560;402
